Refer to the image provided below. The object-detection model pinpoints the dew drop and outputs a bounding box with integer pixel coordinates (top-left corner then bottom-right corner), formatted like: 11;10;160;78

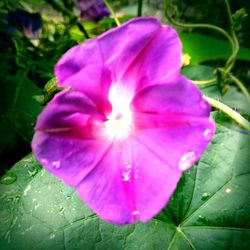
203;128;213;140
34;204;41;210
201;192;210;201
122;171;131;182
197;215;207;223
23;185;31;196
178;151;196;171
200;99;208;109
132;210;140;219
134;170;139;179
0;172;17;185
225;188;232;193
28;169;38;177
49;234;55;239
41;158;48;165
52;161;61;169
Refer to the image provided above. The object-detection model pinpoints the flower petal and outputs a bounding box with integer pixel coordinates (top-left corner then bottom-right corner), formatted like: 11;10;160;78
77;137;182;224
32;90;182;225
55;17;182;99
120;23;182;91
55;40;112;114
32;90;111;186
131;77;215;171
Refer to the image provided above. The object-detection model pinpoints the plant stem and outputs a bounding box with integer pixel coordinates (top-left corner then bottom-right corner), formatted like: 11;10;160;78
137;0;143;16
165;5;235;53
45;0;90;39
224;0;239;73
76;22;89;39
193;78;217;86
229;73;250;105
204;96;250;132
104;0;120;26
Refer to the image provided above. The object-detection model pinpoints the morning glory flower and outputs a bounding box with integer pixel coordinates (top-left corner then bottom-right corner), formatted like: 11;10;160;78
32;17;215;225
6;10;42;38
76;0;110;21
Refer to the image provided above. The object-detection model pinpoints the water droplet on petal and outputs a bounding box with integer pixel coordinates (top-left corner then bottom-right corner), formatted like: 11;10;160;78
178;151;196;171
134;169;139;179
201;192;210;201
0;172;17;185
132;210;140;219
122;171;131;182
41;158;48;165
203;128;213;140
125;163;132;169
200;99;208;109
52;161;61;169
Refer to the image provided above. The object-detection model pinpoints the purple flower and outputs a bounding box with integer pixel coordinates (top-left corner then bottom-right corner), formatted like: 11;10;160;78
6;10;42;38
76;0;110;21
32;17;215;225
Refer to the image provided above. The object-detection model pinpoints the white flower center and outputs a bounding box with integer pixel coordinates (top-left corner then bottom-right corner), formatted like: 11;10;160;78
104;85;133;140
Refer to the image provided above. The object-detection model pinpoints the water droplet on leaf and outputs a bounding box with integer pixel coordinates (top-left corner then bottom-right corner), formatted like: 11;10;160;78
23;185;31;196
201;192;210;201
179;151;196;171
197;215;207;223
28;168;38;177
225;188;232;193
0;172;17;185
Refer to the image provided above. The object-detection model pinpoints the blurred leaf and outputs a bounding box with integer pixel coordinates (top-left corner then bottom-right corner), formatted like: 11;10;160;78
182;65;250;114
9;71;43;141
0;124;249;249
180;33;250;64
1;70;43;144
232;8;248;31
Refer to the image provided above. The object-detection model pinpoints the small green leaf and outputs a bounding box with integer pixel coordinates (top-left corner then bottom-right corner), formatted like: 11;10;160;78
0;125;249;249
232;8;248;31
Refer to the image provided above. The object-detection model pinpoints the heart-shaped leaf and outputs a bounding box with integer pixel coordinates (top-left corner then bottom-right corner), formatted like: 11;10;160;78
0;124;249;249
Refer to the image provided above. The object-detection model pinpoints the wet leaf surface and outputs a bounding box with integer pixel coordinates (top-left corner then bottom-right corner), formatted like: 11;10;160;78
0;124;249;249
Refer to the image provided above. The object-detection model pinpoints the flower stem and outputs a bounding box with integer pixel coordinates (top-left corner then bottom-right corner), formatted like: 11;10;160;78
137;0;143;16
204;96;250;132
104;0;120;26
193;78;217;86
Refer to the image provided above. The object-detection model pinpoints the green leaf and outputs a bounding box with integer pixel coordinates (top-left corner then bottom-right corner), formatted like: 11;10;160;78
0;124;249;249
182;65;250;115
2;71;43;143
180;33;250;65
